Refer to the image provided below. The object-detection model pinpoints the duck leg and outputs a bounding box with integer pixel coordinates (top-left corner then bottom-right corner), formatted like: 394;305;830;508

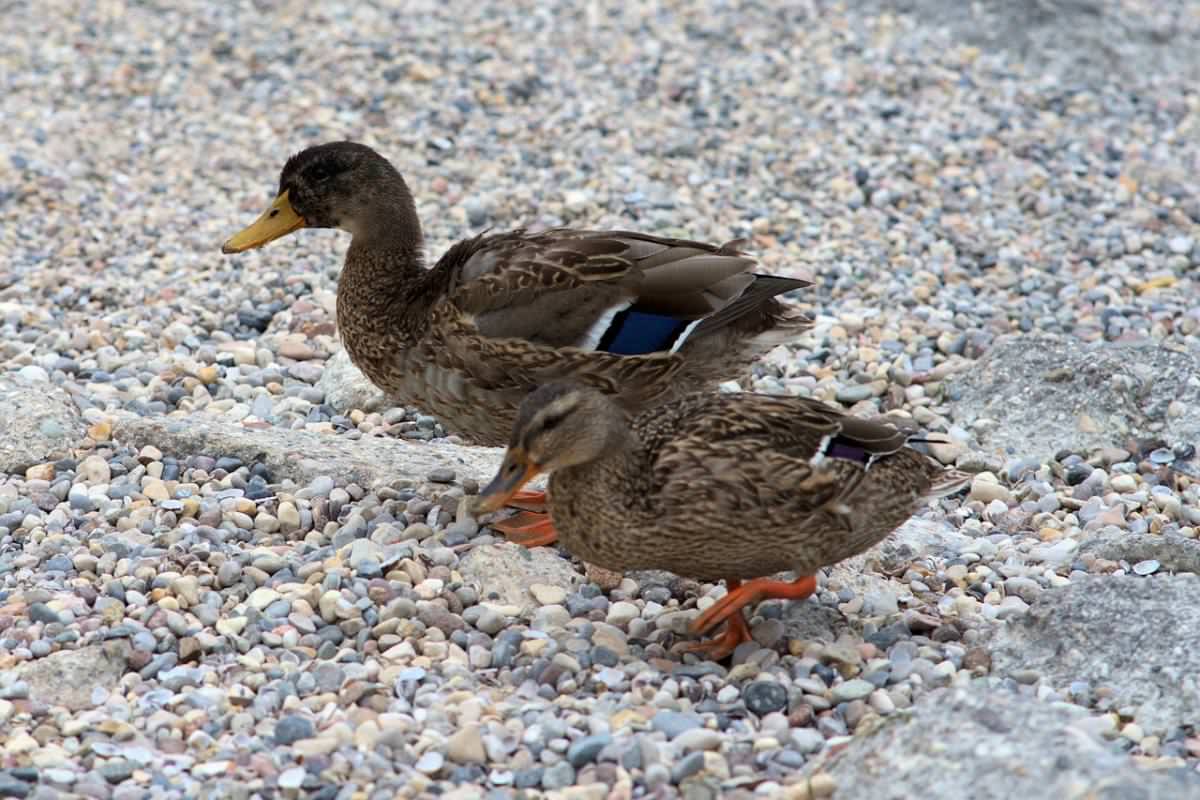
688;575;818;656
491;511;559;548
682;580;754;660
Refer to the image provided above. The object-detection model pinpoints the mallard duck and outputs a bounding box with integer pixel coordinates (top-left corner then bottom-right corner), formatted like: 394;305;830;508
476;383;970;659
222;141;811;545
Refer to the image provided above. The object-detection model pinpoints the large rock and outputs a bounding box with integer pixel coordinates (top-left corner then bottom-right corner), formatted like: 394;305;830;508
15;640;130;711
946;335;1200;462
863;0;1200;88
459;543;584;616
317;348;389;414
990;575;1200;735
0;375;86;474
110;411;502;488
1078;530;1200;575
803;685;1200;800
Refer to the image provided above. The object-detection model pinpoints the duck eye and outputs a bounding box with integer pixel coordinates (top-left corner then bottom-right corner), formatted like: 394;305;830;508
307;162;341;182
540;414;563;433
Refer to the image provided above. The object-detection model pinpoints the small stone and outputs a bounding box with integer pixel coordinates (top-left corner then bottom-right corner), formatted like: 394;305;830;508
28;603;60;624
1110;474;1138;493
789;727;825;754
671;752;706;783
1132;559;1160;576
652;711;702;739
832;679;875;703
969;474;1013;504
277;501;301;530
277;767;305;790
606;601;639;626
274;715;315;745
566;734;611;767
674;729;723;752
427;468;456;483
78;455;111;483
142;480;170;501
1168;235;1194;255
744;681;788;715
530;583;567;605
542;761;576;791
25;463;54;481
415;751;445;774
87;421;113;442
446;724;486;764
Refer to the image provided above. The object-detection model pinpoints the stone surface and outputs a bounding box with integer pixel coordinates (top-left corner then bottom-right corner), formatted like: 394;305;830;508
111;411;502;488
804;685;1200;799
947;335;1200;461
866;0;1200;88
0;376;86;473
317;347;390;414
459;544;584;616
1077;530;1200;575
990;575;1200;735
16;641;131;711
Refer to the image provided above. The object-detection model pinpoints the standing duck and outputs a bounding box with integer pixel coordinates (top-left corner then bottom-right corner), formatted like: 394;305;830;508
476;383;969;659
222;142;810;545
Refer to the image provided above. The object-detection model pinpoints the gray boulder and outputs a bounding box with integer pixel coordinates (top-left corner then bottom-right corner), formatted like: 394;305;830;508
0;374;86;474
804;684;1200;799
861;0;1200;88
946;335;1200;462
990;575;1200;735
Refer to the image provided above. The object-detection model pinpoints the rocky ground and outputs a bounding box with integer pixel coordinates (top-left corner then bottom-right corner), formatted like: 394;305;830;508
2;0;1200;798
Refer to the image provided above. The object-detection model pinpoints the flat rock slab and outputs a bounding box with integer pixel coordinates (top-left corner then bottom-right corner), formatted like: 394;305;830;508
990;575;1200;735
804;685;1200;800
15;640;130;711
1077;530;1200;575
860;0;1200;88
946;334;1200;461
110;411;503;488
459;543;584;616
0;376;86;474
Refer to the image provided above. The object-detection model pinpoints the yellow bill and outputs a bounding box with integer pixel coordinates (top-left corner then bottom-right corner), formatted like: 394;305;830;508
222;190;305;253
476;452;542;513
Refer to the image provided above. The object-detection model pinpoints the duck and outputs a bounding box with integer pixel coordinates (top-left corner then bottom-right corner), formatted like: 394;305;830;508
221;141;811;545
475;382;970;659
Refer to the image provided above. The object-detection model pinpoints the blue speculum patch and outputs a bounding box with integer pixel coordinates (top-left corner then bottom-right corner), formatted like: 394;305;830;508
597;309;692;355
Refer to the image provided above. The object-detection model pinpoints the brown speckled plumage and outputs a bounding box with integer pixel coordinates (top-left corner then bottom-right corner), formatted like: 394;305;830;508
485;383;970;581
223;141;811;446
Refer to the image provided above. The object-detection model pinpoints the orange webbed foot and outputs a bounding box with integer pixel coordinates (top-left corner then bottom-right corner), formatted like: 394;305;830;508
682;599;753;661
490;511;559;548
505;489;548;514
690;575;818;639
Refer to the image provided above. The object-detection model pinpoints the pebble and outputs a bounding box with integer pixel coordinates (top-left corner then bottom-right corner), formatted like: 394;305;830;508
832;679;876;703
566;734;611;767
415;751;445;775
530;583;568;605
652;711;703;739
446;725;487;764
274;716;315;746
744;681;789;715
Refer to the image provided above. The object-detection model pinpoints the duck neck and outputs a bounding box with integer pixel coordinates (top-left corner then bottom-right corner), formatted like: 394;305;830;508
555;421;643;507
336;184;428;344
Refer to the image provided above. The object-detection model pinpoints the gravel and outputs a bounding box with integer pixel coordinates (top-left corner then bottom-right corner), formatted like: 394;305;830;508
2;0;1199;796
